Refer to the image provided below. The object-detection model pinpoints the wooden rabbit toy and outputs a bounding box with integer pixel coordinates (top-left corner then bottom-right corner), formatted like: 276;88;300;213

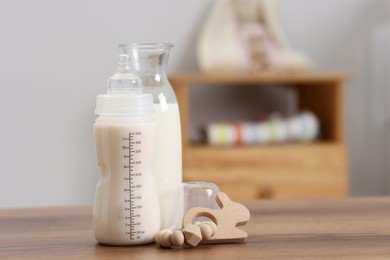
182;192;250;244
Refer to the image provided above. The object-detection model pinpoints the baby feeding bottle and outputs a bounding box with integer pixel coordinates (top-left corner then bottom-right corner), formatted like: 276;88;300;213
93;54;160;245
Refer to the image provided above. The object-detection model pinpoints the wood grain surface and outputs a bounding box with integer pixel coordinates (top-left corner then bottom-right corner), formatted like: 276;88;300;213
184;143;347;199
1;197;390;259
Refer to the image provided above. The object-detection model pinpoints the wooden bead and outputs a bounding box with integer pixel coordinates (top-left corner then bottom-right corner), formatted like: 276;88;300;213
170;230;185;246
199;223;213;240
158;229;173;248
182;224;202;247
159;232;173;248
203;221;217;236
155;228;171;244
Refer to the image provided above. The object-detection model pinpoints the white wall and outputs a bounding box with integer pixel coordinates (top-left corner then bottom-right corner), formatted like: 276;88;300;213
0;0;388;208
0;0;210;208
280;0;390;196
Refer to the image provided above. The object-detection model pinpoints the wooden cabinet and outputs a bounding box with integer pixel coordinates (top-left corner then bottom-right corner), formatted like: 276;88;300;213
170;72;351;200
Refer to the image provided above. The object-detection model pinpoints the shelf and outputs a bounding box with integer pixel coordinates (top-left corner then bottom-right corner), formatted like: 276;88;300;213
170;71;352;85
170;72;350;199
187;140;343;151
187;141;344;152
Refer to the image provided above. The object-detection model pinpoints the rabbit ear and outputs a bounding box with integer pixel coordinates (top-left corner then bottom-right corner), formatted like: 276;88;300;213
216;192;232;209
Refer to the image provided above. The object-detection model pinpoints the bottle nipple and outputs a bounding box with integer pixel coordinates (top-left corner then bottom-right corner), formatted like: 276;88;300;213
107;54;142;94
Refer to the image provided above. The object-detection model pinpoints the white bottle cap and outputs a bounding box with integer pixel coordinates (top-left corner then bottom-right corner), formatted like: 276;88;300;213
95;93;153;116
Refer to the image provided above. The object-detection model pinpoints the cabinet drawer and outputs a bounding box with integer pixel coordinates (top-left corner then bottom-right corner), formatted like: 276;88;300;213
183;144;347;200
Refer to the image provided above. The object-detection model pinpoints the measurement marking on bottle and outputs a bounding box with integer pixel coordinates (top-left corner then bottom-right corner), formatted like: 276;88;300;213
123;131;144;241
128;132;134;240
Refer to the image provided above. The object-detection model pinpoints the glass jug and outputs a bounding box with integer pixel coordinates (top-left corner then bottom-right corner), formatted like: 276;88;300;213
119;43;183;229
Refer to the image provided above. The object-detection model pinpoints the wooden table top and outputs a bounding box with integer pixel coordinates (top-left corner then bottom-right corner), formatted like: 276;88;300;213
1;197;390;259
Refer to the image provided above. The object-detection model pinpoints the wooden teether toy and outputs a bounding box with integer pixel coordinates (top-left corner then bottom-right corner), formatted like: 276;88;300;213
182;192;250;244
155;192;250;248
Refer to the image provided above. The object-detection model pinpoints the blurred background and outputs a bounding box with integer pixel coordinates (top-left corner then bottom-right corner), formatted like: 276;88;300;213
0;0;389;207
